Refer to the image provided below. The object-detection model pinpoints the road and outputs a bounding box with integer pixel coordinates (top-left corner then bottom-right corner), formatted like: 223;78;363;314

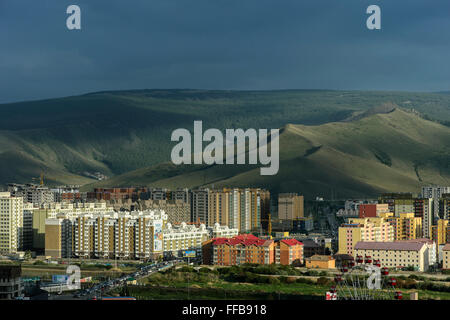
49;259;182;300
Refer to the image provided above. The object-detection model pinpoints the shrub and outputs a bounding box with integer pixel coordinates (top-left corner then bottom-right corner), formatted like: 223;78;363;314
268;277;280;285
316;277;331;286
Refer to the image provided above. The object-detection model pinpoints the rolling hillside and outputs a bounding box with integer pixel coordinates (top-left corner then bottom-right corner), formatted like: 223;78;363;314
0;89;449;196
87;107;450;199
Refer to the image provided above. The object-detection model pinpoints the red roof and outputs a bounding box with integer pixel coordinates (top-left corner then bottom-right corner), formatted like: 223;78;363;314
281;239;303;246
212;234;272;247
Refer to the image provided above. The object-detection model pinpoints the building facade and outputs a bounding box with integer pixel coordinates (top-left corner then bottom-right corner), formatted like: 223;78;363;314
0;192;24;254
338;217;394;256
210;234;275;265
354;241;430;272
275;239;304;266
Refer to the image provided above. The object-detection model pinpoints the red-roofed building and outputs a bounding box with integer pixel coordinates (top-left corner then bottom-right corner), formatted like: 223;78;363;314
276;239;304;266
209;234;275;265
203;235;304;266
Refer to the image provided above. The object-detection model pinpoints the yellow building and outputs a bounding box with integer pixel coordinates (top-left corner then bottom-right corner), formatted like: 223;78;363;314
381;212;423;241
305;255;336;269
45;210;223;260
207;188;269;233
431;219;449;246
33;202;114;250
338;216;394;256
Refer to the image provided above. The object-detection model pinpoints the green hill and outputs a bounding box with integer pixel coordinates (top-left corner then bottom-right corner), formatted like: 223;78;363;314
0;89;449;193
87;108;450;199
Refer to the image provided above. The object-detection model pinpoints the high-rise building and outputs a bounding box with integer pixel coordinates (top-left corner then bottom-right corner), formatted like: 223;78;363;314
32;202;114;251
380;212;423;241
421;186;450;222
45;210;225;260
204;188;269;233
8;183;54;205
413;198;433;238
431;219;449;246
46;210;167;260
439;194;450;220
0;192;24;254
191;189;210;225
278;193;304;220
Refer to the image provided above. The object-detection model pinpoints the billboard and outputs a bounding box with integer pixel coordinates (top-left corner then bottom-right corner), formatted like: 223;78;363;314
52;275;69;284
183;250;196;258
153;220;163;252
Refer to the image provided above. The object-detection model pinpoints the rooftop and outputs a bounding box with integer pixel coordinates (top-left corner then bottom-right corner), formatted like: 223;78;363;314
280;238;303;246
355;241;425;251
306;255;334;262
212;234;273;247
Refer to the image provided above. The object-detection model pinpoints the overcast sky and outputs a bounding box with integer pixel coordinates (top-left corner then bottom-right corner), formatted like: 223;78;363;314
1;0;450;103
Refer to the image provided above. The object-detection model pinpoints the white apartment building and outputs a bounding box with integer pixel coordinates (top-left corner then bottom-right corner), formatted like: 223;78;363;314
0;192;24;254
354;241;430;272
208;223;239;239
163;222;209;257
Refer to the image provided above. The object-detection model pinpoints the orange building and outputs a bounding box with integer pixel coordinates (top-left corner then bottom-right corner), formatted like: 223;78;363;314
305;255;336;269
205;234;304;266
210;234;275;265
275;239;304;266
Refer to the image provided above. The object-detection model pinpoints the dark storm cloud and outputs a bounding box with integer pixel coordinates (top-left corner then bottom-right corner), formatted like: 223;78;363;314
1;0;450;103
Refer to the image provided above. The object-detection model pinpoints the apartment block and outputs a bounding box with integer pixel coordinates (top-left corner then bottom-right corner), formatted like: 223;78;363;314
206;188;269;233
45;210;233;260
338;217;394;256
414;198;433;238
8;183;54;205
210;234;275;265
380;212;423;241
33;202;114;250
421;186;450;222
431;219;449;246
275;239;304;266
45;210;167;260
278;193;304;220
439;195;450;220
0;192;24;254
191;189;210;225
354;240;430;272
